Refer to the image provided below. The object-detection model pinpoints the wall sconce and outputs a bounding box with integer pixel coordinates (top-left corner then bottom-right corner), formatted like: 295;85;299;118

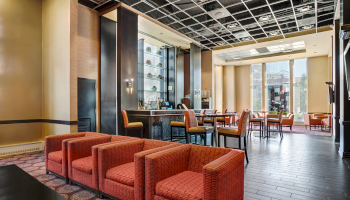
126;79;134;94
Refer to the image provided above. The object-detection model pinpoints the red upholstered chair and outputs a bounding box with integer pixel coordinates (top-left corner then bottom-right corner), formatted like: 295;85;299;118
282;114;294;130
45;132;105;183
145;144;245;200
98;139;182;200
321;115;332;132
67;135;139;196
304;114;322;130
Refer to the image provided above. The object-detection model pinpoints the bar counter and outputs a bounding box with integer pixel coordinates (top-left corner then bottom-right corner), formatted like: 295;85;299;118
126;109;214;140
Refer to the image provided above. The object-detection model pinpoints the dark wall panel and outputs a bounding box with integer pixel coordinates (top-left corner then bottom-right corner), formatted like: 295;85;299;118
100;16;116;135
117;7;138;135
168;47;176;107
190;44;201;109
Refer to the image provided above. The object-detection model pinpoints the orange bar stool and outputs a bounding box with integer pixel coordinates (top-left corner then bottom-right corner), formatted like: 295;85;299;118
121;110;143;138
217;110;250;163
266;109;284;138
248;113;264;137
170;119;186;141
184;110;214;146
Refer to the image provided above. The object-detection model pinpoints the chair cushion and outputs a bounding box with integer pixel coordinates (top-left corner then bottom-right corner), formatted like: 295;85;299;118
267;118;279;123
197;120;204;125
203;119;214;123
218;127;239;135
48;151;63;164
106;162;135;187
72;156;93;174
189;126;214;132
170;121;186;127
156;171;203;200
127;122;143;128
216;117;225;122
250;118;263;122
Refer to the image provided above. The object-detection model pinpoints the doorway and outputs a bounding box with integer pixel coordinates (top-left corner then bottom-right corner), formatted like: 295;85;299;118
78;78;96;132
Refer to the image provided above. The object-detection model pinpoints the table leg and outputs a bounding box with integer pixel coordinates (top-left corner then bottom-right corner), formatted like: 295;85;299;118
214;117;217;147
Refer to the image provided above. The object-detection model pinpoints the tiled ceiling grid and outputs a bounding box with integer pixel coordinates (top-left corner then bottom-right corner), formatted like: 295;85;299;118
89;0;335;50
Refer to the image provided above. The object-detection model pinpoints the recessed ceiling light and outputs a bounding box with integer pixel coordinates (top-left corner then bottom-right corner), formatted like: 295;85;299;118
242;37;251;41
216;41;225;46
233;57;242;60
227;24;237;29
283;49;293;53
177;40;180;42
303;25;314;30
298;5;311;12
160;33;163;35
259;15;270;22
313;44;317;46
314;52;317;53
270;31;279;36
215;12;224;17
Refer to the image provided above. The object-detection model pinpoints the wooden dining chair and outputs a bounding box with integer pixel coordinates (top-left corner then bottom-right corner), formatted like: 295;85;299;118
197;109;206;126
217;110;250;163
203;109;217;126
121;110;143;138
266;109;284;138
184;110;214;146
217;109;228;127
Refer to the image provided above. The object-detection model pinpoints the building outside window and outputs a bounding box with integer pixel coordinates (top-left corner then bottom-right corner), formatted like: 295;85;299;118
266;61;290;114
293;58;308;121
251;64;263;111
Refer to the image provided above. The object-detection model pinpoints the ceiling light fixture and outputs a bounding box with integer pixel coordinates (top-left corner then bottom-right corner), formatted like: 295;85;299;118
269;31;279;36
242;37;251;41
259;15;270;22
216;41;225;46
298;5;311;12
303;25;314;30
233;56;242;60
215;12;224;17
227;24;237;29
283;49;293;53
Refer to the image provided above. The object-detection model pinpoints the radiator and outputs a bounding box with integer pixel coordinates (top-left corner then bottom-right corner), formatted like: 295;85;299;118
0;141;44;157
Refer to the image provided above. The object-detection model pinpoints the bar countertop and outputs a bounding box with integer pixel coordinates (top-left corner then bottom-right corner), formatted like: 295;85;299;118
126;109;214;117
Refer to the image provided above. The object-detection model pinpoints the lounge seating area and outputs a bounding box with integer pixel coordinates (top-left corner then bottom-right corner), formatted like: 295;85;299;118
45;132;244;199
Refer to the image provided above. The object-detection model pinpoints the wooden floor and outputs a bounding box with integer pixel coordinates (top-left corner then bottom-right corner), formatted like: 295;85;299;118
233;131;350;200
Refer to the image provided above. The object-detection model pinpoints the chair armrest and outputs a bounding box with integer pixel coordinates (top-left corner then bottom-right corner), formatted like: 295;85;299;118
134;143;183;200
67;136;111;178
98;140;145;191
44;133;85;168
145;145;190;200
203;150;245;200
310;118;322;125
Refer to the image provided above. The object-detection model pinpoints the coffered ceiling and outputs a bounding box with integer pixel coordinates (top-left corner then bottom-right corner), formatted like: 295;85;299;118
82;0;336;50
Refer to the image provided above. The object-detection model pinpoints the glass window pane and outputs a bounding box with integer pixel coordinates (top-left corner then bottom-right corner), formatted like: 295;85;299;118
252;86;262;111
266;84;290;113
251;64;262;85
293;58;308;121
266;61;290;84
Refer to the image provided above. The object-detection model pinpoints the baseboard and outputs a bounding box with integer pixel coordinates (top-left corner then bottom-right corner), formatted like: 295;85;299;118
0;141;44;157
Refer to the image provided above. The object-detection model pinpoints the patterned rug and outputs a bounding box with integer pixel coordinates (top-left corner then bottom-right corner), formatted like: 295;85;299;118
0;151;103;200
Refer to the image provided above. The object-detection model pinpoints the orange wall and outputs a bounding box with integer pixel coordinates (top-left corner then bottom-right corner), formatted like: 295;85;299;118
0;0;43;146
235;65;251;112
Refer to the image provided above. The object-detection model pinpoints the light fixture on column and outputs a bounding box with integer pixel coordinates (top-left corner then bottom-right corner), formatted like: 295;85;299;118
126;79;134;94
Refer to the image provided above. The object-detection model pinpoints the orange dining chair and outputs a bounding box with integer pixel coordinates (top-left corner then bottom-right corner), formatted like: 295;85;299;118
321;115;332;132
121;110;143;138
266;109;284;138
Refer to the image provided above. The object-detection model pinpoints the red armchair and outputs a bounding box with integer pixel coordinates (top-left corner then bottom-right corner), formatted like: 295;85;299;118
304;114;322;130
282;114;294;130
45;132;105;182
98;139;182;200
67;135;139;195
145;144;245;200
321;115;332;132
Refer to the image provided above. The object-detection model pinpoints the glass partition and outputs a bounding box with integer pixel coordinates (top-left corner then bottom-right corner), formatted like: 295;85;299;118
251;64;263;111
293;58;308;121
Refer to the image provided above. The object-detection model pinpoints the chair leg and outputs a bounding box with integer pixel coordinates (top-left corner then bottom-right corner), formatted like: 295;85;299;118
239;137;241;150
224;135;227;148
211;132;214;146
140;127;143;139
171;126;173;141
186;132;189;144
204;133;207;146
244;136;248;163
218;134;221;147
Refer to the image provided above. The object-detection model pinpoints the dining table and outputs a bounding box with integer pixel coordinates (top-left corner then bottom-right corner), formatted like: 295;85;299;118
196;113;238;147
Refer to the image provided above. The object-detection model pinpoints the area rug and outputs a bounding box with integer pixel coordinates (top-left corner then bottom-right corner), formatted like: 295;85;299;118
0;152;102;200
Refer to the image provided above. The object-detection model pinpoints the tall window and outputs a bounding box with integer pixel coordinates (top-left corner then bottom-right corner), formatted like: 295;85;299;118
266;61;290;114
251;64;262;111
293;58;308;121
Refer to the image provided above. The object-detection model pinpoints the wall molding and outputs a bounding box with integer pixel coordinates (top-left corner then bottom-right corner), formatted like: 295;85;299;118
0;119;78;125
0;141;44;157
